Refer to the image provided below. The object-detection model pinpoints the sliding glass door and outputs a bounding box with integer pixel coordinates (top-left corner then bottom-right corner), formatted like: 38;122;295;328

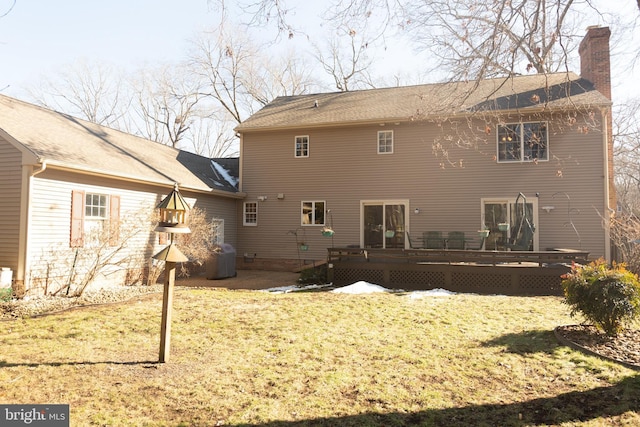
362;201;408;249
482;197;537;251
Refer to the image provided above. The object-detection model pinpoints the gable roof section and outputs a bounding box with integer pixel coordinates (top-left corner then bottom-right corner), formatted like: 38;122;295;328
0;94;240;195
236;72;611;132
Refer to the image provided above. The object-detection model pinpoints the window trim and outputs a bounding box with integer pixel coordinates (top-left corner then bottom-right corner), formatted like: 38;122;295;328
243;202;258;226
497;121;548;163
294;135;309;158
377;130;394;154
70;190;120;247
301;200;326;226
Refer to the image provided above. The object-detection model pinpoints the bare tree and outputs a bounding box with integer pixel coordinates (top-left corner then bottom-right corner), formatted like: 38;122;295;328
128;64;203;149
189;27;257;124
189;22;318;123
184;109;239;158
29;60;129;127
227;0;640;81
242;49;316;105
313;26;376;91
614;99;640;214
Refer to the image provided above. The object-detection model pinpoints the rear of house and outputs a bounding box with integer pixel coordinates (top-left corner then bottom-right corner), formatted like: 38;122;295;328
234;27;614;269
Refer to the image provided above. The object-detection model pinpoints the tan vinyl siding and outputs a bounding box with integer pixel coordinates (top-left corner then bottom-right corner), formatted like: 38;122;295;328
191;192;238;246
0;136;22;273
237;111;608;261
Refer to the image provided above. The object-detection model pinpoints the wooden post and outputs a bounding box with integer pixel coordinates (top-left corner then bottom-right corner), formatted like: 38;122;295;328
159;261;176;363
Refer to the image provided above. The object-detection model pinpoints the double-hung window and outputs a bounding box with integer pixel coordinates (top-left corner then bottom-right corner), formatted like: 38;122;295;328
301;201;325;225
378;130;393;154
243;202;258;226
70;190;120;247
295;135;309;157
497;122;548;162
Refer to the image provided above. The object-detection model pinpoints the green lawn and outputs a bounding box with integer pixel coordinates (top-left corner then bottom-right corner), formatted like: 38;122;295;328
1;288;638;426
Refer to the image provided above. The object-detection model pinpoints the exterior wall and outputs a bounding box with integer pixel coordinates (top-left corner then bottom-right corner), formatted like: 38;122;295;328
0;136;22;278
237;111;608;266
25;169;236;295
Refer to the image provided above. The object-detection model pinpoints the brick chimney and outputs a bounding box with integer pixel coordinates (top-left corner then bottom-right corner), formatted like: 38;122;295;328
579;26;612;100
579;26;615;213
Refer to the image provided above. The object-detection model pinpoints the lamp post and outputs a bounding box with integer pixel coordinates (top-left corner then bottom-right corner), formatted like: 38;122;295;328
153;183;191;363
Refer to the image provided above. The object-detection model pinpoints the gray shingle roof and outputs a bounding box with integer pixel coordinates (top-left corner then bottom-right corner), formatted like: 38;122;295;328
0;94;239;194
236;72;611;132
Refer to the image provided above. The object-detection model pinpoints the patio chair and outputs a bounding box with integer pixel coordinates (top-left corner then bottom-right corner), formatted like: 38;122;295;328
406;231;423;249
446;231;466;250
423;231;445;249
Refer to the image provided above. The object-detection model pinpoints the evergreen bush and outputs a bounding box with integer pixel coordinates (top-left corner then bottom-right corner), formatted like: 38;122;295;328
561;259;640;336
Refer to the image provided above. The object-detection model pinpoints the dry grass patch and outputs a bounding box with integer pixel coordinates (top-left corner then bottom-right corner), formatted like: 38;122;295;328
1;289;639;426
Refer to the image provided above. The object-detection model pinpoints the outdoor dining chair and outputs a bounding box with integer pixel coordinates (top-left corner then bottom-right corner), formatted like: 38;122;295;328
446;231;466;249
423;231;445;249
406;231;424;249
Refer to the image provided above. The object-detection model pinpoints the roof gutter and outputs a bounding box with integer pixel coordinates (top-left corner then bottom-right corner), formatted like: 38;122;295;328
40;159;246;199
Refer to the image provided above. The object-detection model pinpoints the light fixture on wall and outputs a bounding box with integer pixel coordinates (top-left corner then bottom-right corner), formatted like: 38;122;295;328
542;206;555;213
257;195;267;202
414;208;420;214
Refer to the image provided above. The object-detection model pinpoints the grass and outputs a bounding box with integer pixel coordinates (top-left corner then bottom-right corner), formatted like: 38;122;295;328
1;288;639;426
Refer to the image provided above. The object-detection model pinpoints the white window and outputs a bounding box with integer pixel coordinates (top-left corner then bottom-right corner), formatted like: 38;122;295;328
243;202;258;226
71;190;120;247
301;201;325;225
295;135;309;157
378;130;393;154
84;193;109;244
211;219;224;245
497;122;548;162
85;193;108;219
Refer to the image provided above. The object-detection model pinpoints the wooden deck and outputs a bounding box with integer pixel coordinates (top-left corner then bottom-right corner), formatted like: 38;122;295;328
326;247;590;296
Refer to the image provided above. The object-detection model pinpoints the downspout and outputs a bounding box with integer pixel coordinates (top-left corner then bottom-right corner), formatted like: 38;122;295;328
17;160;47;294
602;108;612;263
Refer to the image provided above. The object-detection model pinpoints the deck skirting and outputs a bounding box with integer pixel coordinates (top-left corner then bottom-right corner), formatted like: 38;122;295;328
327;248;589;296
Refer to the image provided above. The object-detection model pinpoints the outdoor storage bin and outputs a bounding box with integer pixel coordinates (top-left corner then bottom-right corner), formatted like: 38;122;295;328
206;244;237;279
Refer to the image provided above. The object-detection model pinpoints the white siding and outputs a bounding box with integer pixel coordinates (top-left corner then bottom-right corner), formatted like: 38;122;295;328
25;169;237;294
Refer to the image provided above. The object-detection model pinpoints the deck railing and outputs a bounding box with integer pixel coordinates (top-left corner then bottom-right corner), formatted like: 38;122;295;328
327;247;590;267
326;247;590;296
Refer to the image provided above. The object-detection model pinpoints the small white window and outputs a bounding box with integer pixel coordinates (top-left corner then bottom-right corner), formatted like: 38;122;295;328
243;202;258;226
301;201;325;225
211;219;224;245
378;130;393;154
85;193;108;219
295;135;309;157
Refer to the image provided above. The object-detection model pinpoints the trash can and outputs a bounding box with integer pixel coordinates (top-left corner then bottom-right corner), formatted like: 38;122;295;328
206;243;237;279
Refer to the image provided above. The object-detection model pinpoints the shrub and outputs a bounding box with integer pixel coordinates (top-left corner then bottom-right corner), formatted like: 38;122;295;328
298;265;328;285
561;259;640;336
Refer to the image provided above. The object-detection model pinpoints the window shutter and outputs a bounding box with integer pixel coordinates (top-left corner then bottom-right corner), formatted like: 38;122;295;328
70;190;85;247
109;195;120;246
